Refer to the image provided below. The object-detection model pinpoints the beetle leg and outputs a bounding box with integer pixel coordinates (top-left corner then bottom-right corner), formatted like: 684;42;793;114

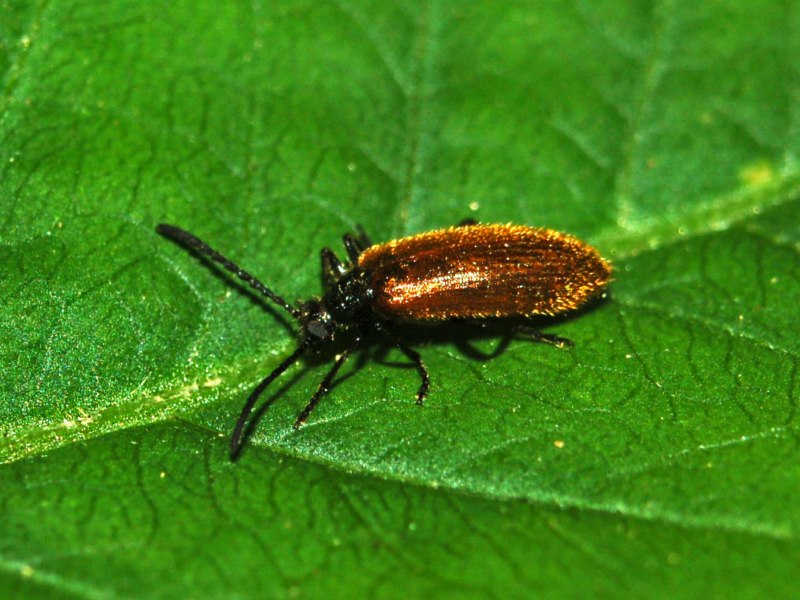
513;325;574;348
374;322;429;404
293;337;360;428
342;226;373;262
342;233;362;262
395;341;430;405
453;318;572;353
321;247;346;288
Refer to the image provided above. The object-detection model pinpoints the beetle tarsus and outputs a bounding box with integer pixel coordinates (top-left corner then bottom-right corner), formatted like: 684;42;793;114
513;325;574;348
395;340;429;405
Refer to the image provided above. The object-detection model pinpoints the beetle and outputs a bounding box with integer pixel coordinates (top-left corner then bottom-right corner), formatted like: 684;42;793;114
155;222;611;458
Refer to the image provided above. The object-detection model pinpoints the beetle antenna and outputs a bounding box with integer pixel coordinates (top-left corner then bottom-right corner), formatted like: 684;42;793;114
230;345;305;459
156;224;300;318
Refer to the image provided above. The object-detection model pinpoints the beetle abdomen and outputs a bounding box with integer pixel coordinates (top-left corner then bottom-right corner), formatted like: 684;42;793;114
358;224;611;320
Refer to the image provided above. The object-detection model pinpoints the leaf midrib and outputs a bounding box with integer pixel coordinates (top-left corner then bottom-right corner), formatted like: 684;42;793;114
599;171;800;257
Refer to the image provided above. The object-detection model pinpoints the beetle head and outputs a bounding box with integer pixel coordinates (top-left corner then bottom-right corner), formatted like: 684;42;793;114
298;299;335;345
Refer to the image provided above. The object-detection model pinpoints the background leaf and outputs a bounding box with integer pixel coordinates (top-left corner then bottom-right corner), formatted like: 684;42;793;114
2;0;799;597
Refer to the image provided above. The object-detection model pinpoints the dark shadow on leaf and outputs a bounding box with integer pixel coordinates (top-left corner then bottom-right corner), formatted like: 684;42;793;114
231;295;611;456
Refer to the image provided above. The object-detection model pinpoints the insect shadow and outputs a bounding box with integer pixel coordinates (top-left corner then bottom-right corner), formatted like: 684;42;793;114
235;306;607;454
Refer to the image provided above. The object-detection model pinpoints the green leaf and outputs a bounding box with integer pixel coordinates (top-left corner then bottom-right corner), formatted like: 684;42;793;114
2;1;798;597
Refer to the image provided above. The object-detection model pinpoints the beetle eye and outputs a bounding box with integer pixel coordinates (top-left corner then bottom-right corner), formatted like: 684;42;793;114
306;318;330;339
